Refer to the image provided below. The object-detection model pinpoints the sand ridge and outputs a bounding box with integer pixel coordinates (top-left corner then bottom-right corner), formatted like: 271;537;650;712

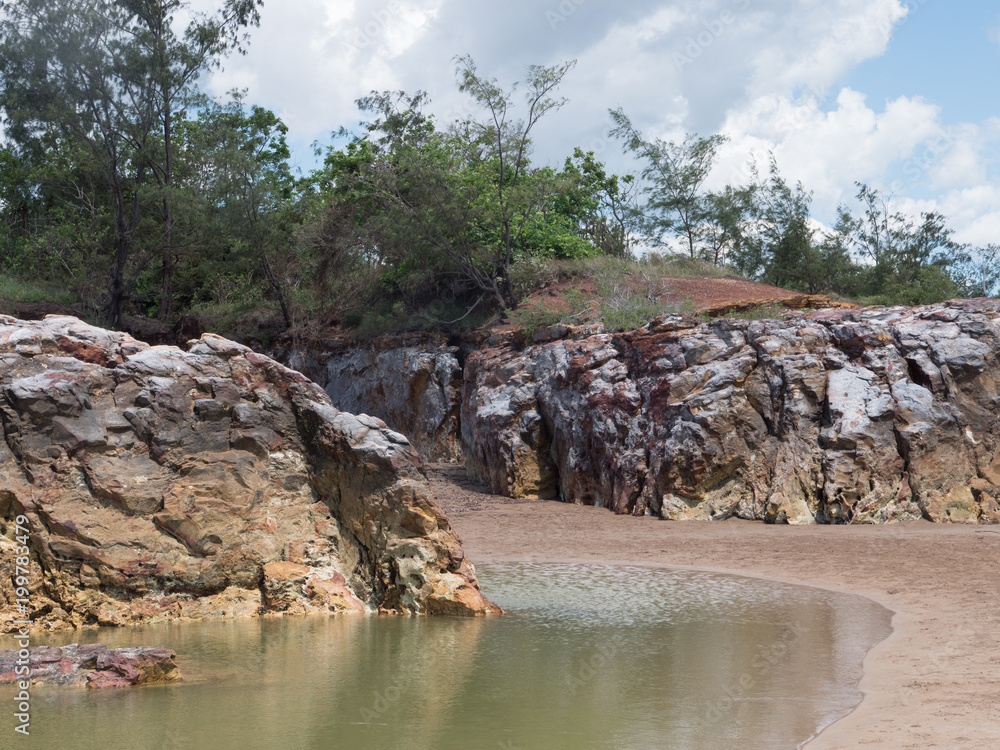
426;464;1000;749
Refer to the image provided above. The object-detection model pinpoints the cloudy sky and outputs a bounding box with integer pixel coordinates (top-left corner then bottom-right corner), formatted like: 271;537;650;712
197;0;1000;244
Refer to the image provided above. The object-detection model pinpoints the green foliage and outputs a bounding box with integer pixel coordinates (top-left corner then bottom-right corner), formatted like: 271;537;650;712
0;274;77;306
833;183;965;304
950;244;1000;298
711;303;789;322
0;4;989;344
610;108;727;258
592;260;676;331
0;0;264;327
506;302;569;338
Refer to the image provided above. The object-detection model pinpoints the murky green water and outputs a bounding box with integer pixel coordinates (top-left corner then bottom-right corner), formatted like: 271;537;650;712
3;563;890;750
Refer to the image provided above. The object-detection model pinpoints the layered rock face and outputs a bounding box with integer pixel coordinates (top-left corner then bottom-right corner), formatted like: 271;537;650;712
0;316;497;633
283;335;463;462
462;299;1000;524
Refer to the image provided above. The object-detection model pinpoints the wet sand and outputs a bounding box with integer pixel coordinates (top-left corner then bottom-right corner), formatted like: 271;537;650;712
427;464;1000;749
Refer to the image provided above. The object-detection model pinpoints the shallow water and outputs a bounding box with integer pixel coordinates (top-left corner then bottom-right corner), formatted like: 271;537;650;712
3;563;890;750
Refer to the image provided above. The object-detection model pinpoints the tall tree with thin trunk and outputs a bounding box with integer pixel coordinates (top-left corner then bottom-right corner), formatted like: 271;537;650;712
129;0;263;321
609;108;726;259
454;55;576;309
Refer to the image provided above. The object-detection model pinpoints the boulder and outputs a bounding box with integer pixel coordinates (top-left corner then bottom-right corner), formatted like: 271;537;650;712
0;643;181;688
0;315;498;633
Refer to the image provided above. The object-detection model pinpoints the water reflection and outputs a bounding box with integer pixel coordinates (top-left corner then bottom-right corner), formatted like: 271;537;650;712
4;564;890;750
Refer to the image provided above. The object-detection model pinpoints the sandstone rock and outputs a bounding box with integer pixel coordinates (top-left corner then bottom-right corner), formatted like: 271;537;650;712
0;315;498;633
696;294;859;318
0;643;181;688
461;299;1000;524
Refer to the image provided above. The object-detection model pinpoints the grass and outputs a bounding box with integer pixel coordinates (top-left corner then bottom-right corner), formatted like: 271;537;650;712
710;303;790;321
507;254;711;335
0;273;78;307
518;253;739;290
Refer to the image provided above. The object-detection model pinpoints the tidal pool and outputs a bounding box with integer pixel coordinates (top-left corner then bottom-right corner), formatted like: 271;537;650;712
4;563;891;749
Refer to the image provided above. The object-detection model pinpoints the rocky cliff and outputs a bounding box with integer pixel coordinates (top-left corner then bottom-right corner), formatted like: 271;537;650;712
283;335;464;462
0;316;498;633
462;299;1000;524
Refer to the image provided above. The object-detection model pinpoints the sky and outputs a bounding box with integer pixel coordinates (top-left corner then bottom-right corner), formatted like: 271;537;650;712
194;0;1000;246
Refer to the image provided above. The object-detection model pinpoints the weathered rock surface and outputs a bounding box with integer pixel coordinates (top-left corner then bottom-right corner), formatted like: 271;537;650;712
0;643;181;688
283;335;464;462
462;299;1000;524
696;293;858;317
0;315;498;633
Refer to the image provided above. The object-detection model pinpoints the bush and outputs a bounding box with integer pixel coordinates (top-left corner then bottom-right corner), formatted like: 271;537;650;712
599;292;670;331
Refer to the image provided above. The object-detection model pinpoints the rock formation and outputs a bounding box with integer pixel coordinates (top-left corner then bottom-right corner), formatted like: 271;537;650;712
461;299;1000;524
0;643;181;688
283;335;464;462
0;315;498;633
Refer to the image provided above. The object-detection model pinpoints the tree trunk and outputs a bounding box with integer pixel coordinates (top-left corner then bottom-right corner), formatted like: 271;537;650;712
157;26;174;322
262;253;292;329
106;167;129;331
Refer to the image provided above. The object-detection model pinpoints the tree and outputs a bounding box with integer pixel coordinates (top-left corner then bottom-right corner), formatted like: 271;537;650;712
320;58;579;321
452;55;577;309
176;94;296;327
748;156;819;291
560;148;640;259
838;184;962;304
951;244;1000;298
702;184;754;270
609;108;727;258
131;0;264;320
0;0;263;327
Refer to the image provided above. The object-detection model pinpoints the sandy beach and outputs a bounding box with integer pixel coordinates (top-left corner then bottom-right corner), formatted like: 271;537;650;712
428;465;1000;749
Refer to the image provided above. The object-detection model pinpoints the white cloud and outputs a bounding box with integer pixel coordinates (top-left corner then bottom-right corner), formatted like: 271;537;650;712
709;89;943;215
189;0;999;244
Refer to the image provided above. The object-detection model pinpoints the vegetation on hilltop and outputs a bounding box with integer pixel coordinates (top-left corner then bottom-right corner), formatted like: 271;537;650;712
0;0;996;343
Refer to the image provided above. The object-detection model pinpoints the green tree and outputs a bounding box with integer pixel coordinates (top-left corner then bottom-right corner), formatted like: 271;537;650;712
317;58;579;323
0;0;263;327
702;184;754;270
609;108;727;259
559;148;639;259
453;55;577;309
131;0;264;320
173;94;295;326
951;244;1000;298
749;156;820;292
840;184;961;304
